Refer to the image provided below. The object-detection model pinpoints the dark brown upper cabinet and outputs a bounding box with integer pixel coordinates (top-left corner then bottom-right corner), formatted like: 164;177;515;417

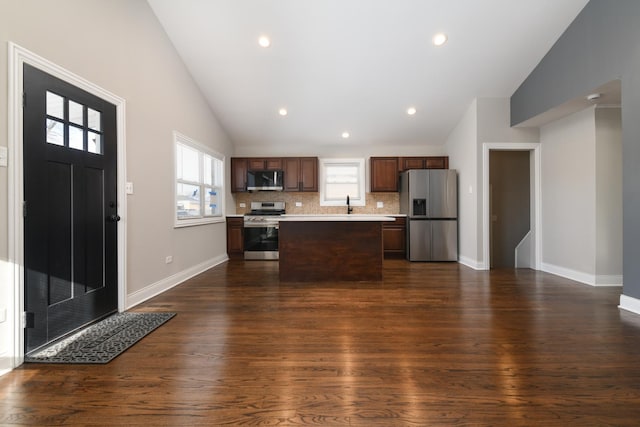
370;156;449;192
399;156;448;171
283;157;318;192
230;158;248;192
231;157;318;193
248;158;282;171
370;157;399;192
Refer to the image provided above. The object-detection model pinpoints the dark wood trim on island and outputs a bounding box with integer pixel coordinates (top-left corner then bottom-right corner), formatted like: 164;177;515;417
279;217;393;281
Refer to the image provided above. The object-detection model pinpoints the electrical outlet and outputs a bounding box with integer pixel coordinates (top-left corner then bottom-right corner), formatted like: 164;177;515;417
165;255;173;264
239;203;246;208
376;201;384;208
295;202;302;207
0;307;6;323
125;182;134;194
0;147;7;167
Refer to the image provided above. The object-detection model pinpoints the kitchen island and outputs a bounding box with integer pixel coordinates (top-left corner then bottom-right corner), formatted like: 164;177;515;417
278;215;395;282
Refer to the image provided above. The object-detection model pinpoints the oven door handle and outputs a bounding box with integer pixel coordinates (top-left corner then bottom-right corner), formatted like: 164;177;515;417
243;223;280;228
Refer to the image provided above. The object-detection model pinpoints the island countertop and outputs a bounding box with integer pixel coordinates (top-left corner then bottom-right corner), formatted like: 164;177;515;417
280;214;396;222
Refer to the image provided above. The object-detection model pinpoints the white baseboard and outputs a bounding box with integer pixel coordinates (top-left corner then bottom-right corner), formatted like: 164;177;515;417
458;256;486;270
595;275;624;287
541;262;623;287
0;355;13;378
126;255;228;309
542;262;594;285
619;294;640;315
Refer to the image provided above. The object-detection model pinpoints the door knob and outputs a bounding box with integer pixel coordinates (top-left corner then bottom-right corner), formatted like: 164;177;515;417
108;214;121;222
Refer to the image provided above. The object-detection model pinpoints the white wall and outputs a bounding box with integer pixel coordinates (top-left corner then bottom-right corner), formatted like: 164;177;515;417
476;98;539;265
445;100;480;268
477;98;540;144
445;98;539;269
0;0;233;372
595;107;623;283
541;107;599;280
448;98;620;283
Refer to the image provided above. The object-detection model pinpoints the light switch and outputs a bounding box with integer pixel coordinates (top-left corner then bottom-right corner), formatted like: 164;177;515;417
0;146;7;167
295;202;302;207
125;182;134;194
376;201;384;208
0;307;6;323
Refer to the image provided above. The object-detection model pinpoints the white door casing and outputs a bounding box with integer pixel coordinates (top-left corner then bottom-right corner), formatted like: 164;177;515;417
5;42;127;372
482;142;541;271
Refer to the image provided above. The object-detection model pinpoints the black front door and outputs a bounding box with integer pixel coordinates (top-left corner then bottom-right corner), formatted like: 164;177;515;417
23;64;119;354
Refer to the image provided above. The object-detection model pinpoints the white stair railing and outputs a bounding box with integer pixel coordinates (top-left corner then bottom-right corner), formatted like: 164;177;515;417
514;230;533;269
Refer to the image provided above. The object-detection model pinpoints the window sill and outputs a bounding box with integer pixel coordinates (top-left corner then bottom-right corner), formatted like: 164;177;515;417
174;216;225;228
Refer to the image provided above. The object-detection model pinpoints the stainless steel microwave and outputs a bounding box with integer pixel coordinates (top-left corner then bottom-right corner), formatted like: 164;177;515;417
247;170;284;191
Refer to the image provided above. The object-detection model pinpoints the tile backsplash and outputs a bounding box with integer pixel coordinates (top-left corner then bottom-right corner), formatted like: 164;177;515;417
234;192;399;215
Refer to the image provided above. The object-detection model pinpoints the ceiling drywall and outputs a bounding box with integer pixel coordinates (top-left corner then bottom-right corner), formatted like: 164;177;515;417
147;0;590;150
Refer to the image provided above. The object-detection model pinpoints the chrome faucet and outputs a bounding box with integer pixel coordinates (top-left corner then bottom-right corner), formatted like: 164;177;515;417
347;195;353;214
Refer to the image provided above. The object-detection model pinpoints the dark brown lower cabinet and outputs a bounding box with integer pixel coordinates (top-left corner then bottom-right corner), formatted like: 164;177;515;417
226;217;244;259
383;216;406;259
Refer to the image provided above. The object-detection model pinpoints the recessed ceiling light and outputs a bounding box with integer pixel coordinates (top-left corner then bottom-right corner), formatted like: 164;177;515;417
342;132;350;139
407;107;417;116
432;33;448;46
279;108;288;116
258;36;271;48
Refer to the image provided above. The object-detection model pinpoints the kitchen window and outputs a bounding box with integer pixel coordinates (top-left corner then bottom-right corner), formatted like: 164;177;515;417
319;158;366;206
174;131;224;227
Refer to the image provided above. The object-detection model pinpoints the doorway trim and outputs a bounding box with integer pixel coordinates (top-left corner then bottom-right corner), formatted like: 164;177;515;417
7;42;127;370
482;142;541;270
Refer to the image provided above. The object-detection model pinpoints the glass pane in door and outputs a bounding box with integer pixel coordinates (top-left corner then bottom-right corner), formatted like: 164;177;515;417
69;125;84;150
69;100;84;126
46;119;65;146
46;91;64;119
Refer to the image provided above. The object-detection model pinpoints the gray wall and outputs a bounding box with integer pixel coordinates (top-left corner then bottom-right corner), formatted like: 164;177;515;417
511;0;640;298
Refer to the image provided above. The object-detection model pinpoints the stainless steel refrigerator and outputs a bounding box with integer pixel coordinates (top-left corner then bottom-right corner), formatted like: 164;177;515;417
399;169;458;261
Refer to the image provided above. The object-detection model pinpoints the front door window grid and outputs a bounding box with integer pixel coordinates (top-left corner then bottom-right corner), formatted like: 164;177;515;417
45;90;103;155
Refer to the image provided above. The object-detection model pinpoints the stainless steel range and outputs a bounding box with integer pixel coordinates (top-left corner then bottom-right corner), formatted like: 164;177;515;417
243;201;285;260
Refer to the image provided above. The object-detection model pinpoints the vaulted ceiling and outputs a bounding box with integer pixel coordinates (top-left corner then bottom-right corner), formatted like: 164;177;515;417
147;0;590;150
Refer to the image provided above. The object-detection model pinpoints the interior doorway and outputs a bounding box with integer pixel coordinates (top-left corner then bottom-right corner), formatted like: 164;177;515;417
482;142;541;271
489;151;530;268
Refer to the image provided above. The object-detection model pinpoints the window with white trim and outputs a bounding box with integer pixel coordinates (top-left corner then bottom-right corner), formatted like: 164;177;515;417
319;158;366;206
174;132;224;227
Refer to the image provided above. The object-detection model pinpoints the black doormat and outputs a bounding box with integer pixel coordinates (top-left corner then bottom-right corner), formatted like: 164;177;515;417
25;312;175;364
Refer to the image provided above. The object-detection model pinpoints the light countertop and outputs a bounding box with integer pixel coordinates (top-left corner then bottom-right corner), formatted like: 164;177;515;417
280;214;396;222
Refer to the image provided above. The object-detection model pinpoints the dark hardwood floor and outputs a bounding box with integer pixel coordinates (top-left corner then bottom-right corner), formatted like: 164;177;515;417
2;260;640;426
